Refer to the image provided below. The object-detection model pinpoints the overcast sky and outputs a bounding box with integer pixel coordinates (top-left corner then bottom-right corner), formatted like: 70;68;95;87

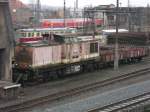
21;0;150;8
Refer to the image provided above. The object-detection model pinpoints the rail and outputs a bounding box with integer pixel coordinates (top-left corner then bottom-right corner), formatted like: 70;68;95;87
87;92;150;112
1;67;150;112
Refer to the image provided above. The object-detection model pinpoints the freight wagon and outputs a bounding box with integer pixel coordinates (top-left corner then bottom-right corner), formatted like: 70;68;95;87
13;34;148;83
105;32;150;46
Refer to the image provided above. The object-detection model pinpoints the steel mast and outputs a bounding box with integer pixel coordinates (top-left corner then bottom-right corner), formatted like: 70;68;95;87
114;0;119;70
35;0;41;27
64;0;66;27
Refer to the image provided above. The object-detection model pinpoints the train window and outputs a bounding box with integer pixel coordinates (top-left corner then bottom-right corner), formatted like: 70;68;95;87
37;32;40;37
24;33;27;37
25;33;27;37
90;43;98;53
32;32;34;37
28;33;32;37
21;33;26;37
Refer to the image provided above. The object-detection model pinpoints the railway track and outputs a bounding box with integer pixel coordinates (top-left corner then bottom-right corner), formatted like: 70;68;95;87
1;67;150;112
143;56;150;61
87;92;150;112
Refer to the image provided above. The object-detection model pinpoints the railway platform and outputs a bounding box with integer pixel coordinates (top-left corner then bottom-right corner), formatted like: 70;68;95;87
0;81;20;99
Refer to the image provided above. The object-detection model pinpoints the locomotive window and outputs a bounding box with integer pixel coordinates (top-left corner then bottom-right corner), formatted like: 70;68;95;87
90;43;98;53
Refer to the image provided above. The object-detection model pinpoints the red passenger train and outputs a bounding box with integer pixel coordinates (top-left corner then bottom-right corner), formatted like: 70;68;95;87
41;18;103;28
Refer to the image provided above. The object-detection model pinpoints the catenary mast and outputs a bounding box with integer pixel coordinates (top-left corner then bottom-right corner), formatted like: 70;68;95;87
114;0;119;70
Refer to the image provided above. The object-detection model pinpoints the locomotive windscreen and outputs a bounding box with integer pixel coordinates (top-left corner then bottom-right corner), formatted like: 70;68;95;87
90;43;98;53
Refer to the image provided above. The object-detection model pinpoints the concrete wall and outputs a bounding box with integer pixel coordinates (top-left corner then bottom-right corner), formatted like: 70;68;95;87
0;1;14;81
0;6;8;49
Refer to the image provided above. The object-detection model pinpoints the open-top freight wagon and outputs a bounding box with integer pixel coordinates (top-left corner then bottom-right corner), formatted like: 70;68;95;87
106;32;150;46
13;34;149;83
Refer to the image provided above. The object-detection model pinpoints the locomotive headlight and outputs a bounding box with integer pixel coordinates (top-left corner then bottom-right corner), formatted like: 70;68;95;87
15;63;18;66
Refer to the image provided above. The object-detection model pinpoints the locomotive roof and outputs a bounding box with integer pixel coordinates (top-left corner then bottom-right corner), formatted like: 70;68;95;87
53;34;101;43
53;34;79;43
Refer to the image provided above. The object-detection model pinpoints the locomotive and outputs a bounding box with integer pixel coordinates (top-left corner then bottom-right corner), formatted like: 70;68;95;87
13;34;148;83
